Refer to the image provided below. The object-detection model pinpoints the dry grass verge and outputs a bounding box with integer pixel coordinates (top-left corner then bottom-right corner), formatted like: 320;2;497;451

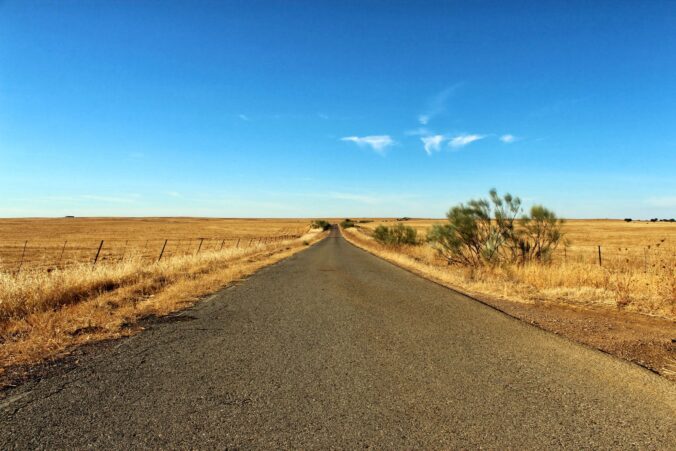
342;226;676;380
0;230;326;384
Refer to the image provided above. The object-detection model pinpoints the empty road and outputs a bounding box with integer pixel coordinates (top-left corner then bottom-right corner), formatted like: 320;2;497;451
2;227;675;449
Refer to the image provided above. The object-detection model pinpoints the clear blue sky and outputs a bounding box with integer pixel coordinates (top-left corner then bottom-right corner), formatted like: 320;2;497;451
1;1;675;218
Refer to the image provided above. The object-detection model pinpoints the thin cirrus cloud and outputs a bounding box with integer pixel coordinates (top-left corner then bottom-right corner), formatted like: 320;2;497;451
500;134;519;143
421;135;445;155
341;135;394;154
449;134;485;148
418;83;462;125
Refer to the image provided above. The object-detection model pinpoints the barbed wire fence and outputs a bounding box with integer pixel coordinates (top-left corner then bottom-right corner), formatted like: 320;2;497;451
0;233;305;273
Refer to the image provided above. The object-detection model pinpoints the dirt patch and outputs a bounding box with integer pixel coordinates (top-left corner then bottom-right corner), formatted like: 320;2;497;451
478;296;676;379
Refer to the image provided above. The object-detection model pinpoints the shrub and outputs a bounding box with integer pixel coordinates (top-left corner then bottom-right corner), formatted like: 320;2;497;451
624;218;632;222
311;220;331;231
517;205;565;263
340;219;355;228
373;223;418;246
428;189;564;266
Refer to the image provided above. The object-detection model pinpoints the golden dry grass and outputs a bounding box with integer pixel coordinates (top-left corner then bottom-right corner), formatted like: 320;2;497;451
344;219;676;320
0;217;311;271
0;219;325;377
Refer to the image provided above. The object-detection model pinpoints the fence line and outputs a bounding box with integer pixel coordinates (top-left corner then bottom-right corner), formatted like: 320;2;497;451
0;234;304;272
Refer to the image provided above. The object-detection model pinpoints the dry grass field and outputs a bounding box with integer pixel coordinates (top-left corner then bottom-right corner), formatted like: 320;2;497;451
0;217;311;271
0;218;325;381
347;219;676;319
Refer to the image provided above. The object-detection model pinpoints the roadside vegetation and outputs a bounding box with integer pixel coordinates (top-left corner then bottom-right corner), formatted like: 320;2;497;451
0;222;326;380
312;220;332;231
373;223;418;246
340;219;355;228
342;190;675;320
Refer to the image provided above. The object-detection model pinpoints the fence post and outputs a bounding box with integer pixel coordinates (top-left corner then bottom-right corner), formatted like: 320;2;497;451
93;240;104;267
158;239;168;262
17;240;28;273
236;238;240;248
219;239;225;251
58;240;68;265
120;240;128;261
597;245;602;266
196;238;204;255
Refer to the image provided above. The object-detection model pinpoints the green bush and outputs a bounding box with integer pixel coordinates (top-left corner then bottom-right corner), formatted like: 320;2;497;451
373;223;418;246
311;220;331;231
340;219;355;228
428;189;564;266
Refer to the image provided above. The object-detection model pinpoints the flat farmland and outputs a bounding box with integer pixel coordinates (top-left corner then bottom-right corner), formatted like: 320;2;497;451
357;219;676;269
0;218;310;270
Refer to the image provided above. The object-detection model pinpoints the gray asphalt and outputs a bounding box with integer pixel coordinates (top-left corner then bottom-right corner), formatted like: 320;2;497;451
1;227;675;449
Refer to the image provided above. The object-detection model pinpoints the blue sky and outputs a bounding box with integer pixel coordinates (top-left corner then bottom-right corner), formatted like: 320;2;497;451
1;1;675;218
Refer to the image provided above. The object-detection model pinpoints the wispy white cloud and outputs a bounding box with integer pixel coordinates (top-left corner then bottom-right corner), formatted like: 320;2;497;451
645;196;676;208
500;134;519;143
421;135;445;155
341;135;394;154
418;83;462;125
449;134;485;148
238;114;250;121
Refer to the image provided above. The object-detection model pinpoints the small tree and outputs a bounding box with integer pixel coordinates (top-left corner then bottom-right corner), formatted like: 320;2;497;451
340;219;355;228
428;189;564;266
516;205;565;262
311;220;331;231
428;189;521;266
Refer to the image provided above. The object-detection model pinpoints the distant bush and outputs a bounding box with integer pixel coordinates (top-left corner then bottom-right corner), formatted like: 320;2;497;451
373;223;418;246
311;220;331;231
340;219;355;228
427;188;564;266
624;218;632;222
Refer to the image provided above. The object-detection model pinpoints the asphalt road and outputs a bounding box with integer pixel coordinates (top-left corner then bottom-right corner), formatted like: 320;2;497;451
1;227;675;449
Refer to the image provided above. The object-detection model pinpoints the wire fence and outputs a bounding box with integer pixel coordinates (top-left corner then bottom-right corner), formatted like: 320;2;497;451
0;234;303;273
550;243;675;271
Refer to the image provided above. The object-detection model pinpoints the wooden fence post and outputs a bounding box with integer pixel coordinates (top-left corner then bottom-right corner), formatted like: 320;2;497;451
58;240;68;265
17;240;28;273
196;238;204;255
219;239;225;251
597;245;602;266
236;238;240;248
93;240;104;267
158;239;168;262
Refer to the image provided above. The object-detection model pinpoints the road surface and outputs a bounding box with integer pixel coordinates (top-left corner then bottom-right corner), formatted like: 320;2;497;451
1;227;675;449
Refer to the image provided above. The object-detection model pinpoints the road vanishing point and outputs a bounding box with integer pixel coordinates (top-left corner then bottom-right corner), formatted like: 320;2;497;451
1;227;675;449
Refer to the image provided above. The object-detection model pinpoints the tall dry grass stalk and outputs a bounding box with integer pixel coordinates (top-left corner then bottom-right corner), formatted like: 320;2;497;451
343;227;675;320
0;230;325;374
